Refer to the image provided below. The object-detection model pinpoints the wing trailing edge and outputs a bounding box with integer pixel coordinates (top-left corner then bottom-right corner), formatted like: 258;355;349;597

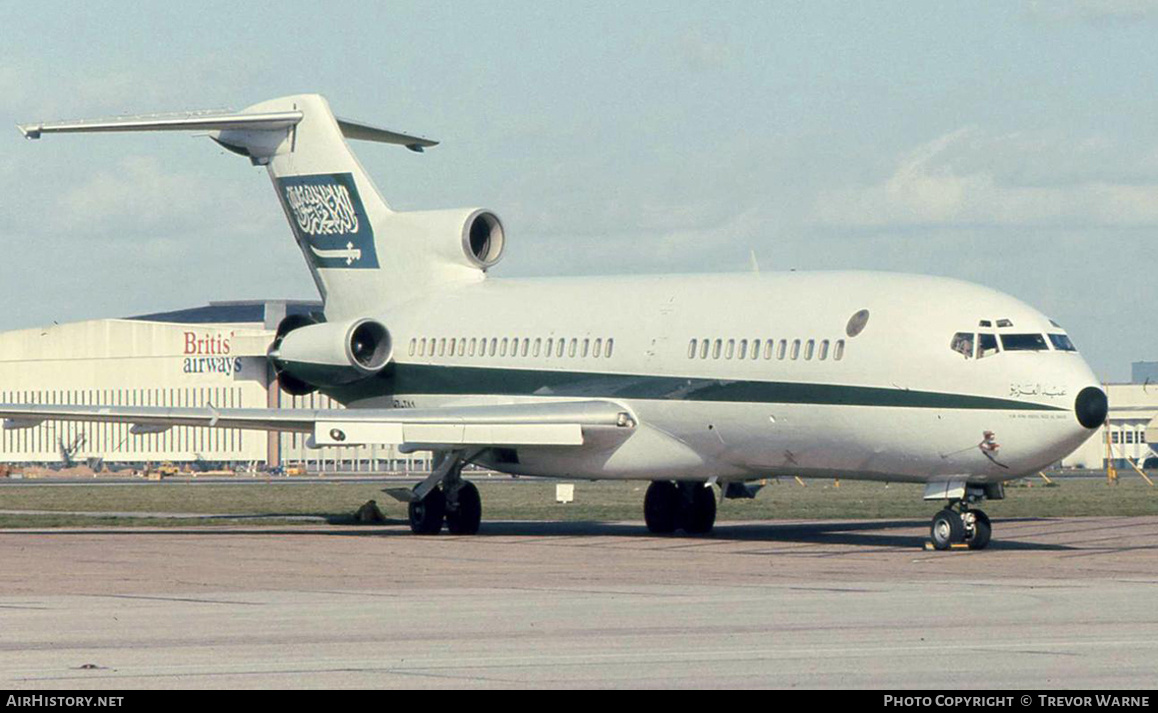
0;400;634;448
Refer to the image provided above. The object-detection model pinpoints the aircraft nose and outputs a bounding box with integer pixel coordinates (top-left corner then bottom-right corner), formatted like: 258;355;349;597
1075;386;1108;429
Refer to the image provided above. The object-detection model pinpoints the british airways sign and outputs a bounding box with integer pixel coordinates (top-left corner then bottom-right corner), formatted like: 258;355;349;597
277;173;379;270
182;330;242;376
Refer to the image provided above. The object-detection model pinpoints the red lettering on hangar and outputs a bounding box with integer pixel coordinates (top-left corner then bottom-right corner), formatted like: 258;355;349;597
183;331;234;355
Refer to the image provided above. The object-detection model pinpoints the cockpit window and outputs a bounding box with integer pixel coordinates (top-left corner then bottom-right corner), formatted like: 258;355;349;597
950;332;974;359
996;319;1013;328
1049;334;1077;352
1001;333;1048;351
977;333;999;358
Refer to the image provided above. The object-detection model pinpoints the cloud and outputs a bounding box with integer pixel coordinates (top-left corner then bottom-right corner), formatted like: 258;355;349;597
810;128;1158;229
49;155;252;235
674;29;736;72
1024;0;1158;24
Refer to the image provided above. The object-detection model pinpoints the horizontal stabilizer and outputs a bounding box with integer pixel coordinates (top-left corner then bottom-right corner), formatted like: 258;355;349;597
17;110;304;139
17;109;438;151
336;118;438;152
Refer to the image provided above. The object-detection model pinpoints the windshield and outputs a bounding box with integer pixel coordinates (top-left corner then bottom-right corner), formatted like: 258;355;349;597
1049;334;1077;352
978;333;999;358
1001;333;1049;351
950;332;974;358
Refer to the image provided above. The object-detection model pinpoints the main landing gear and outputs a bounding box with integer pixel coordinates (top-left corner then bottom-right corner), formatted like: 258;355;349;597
386;450;483;535
929;503;992;551
644;481;716;535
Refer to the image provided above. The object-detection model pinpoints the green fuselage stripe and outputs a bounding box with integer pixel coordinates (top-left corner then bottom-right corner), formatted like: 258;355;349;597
330;363;1067;412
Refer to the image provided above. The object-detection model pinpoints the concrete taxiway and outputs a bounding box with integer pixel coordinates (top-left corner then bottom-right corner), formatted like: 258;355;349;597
2;516;1157;689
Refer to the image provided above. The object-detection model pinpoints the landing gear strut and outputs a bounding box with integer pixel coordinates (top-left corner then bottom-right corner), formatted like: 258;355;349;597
644;480;716;535
388;449;483;536
929;503;991;550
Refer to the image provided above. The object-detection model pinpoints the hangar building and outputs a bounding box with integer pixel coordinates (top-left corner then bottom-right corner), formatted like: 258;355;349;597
1062;382;1158;471
0;300;425;472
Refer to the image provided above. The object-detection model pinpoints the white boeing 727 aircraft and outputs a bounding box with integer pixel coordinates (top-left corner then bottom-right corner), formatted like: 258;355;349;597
7;95;1107;549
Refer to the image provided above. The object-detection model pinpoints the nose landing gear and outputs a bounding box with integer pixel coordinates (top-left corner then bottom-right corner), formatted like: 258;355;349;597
929;503;991;550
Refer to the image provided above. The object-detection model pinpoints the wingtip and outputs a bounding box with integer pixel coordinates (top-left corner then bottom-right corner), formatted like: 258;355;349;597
16;123;41;140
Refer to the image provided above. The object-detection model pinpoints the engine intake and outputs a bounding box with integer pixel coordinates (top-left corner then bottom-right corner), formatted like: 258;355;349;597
269;316;392;393
347;319;392;372
463;210;505;268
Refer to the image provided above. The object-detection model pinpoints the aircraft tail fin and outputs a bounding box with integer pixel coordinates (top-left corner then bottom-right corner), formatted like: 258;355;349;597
18;95;445;318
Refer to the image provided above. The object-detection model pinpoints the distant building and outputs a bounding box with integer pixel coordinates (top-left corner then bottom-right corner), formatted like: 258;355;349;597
1132;361;1158;385
0;301;425;472
1062;383;1157;469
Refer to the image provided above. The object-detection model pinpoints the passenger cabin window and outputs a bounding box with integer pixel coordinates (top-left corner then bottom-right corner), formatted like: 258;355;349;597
950;332;974;359
1001;333;1048;352
1049;334;1077;352
804;339;815;360
818;340;829;360
834;339;845;361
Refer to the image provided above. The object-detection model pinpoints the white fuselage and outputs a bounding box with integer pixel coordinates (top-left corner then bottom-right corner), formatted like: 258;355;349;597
327;270;1101;485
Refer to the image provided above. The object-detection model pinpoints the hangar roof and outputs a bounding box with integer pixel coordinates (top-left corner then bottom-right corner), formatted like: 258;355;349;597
127;300;322;327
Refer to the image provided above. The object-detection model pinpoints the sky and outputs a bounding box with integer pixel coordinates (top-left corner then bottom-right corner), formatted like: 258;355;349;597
2;0;1157;381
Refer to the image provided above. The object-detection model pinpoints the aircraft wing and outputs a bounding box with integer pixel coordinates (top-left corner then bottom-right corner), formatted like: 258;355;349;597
0;400;635;449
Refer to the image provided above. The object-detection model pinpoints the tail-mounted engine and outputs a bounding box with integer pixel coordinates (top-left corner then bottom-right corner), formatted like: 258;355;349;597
378;207;505;272
268;315;393;395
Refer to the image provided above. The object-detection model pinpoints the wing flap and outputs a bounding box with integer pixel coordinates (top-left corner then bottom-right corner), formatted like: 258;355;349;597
312;421;582;446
